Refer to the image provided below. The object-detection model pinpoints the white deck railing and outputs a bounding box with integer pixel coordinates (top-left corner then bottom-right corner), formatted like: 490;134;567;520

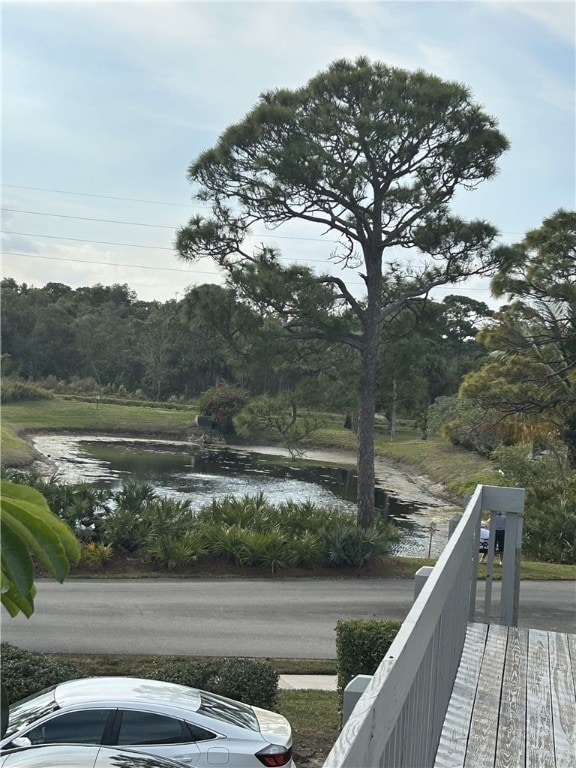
323;484;525;768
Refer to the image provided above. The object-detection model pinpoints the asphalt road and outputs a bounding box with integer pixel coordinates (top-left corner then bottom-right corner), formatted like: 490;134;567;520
2;579;574;659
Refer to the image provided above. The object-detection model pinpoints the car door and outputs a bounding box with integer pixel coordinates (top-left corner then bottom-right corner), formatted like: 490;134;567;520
113;710;203;765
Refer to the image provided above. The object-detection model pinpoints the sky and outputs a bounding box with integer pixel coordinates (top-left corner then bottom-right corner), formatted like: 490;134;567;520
1;0;575;308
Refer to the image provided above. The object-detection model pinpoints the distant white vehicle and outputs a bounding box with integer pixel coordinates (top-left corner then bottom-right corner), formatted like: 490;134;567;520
1;677;293;768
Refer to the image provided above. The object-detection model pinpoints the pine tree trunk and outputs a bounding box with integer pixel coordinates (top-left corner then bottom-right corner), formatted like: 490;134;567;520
356;268;382;530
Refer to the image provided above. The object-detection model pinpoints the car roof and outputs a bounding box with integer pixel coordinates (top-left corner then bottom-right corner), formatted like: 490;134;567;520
52;677;202;712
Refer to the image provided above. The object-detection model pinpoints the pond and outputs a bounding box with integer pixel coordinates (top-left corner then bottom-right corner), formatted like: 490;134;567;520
32;434;453;557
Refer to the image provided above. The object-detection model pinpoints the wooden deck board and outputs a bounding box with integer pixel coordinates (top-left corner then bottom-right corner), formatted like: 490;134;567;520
549;631;576;768
495;626;527;768
464;625;508;768
435;624;576;768
526;629;555;768
434;624;487;768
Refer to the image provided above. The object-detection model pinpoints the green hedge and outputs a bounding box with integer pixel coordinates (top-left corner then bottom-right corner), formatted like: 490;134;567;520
1;643;80;703
335;619;402;693
0;379;54;404
1;644;278;711
150;658;279;711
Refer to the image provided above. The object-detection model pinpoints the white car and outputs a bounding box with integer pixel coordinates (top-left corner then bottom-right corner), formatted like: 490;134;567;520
0;743;185;767
0;677;293;767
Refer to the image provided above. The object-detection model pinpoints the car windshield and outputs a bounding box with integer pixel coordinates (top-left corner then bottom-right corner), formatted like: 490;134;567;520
198;692;259;732
5;688;60;738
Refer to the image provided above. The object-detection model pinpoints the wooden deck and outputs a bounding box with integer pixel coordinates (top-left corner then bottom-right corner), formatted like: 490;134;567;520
434;623;576;768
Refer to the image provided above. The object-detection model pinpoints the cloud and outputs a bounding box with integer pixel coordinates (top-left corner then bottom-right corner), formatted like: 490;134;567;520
512;0;575;45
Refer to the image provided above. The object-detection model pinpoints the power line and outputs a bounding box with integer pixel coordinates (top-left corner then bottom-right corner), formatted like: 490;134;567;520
1;229;340;260
1;207;337;243
3;183;195;208
2;184;526;236
2;251;212;275
2;231;175;251
3;250;492;292
2;207;176;229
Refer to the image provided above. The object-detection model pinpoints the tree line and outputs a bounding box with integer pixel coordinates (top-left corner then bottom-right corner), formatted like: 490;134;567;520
0;277;491;416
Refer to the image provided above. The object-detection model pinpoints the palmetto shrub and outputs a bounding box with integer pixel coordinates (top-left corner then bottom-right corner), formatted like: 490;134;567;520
146;532;208;570
104;489;196;554
196;492;270;530
290;531;323;568
80;542;114;568
241;530;292;575
204;525;253;566
321;522;399;567
523;497;576;564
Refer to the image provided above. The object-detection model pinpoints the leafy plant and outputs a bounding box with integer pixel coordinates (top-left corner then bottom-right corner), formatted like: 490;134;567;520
146;532;207;570
151;658;278;710
290;531;323;568
0;643;81;704
197;382;248;434
321;522;398;567
336;619;401;694
80;541;114;568
1;481;81;617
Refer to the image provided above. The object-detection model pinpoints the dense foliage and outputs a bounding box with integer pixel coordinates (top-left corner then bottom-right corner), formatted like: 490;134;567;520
1;279;491;426
335;619;401;694
1;643;80;704
4;474;400;574
0;643;279;710
149;658;279;711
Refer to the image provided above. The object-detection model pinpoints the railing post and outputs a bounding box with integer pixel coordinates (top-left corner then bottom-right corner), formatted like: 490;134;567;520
500;508;523;626
342;675;372;725
414;566;434;600
480;487;526;628
448;513;462;539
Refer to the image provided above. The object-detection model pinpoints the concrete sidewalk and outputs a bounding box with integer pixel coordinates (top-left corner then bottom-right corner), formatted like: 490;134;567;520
278;675;338;691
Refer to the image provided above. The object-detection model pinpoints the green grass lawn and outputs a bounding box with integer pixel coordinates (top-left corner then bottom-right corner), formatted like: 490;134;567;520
1;398;198;466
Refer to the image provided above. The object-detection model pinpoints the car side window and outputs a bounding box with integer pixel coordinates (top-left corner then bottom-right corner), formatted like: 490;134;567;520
117;711;187;746
184;721;217;742
24;709;112;745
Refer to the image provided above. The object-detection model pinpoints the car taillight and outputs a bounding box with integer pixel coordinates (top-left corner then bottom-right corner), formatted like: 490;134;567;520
255;744;292;767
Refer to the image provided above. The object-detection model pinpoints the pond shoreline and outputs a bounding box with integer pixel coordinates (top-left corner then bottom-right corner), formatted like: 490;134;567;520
26;431;460;557
28;431;458;513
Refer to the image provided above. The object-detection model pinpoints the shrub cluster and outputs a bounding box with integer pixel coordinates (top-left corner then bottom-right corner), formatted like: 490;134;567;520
1;643;80;704
150;658;279;710
4;474;401;575
0;378;54;404
0;643;278;711
335;619;401;694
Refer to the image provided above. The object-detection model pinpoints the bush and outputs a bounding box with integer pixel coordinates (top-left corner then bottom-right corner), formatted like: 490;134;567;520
321;522;399;567
335;619;401;694
0;378;54;403
151;658;278;710
0;643;81;704
80;542;114;568
198;383;248;434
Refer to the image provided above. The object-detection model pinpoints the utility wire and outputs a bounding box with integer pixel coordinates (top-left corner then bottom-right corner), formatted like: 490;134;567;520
3;183;195;208
3;250;490;292
2;231;175;251
1;207;337;243
2;251;209;274
2;184;525;235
